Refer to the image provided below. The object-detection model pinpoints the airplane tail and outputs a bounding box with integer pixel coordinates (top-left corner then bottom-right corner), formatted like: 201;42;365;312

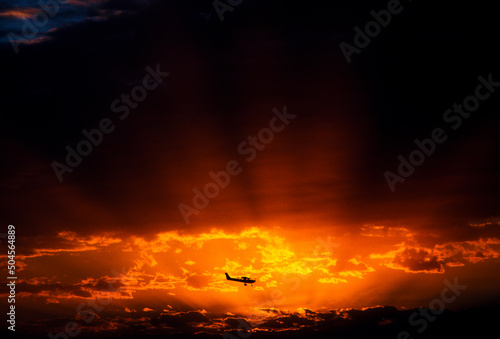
225;273;230;280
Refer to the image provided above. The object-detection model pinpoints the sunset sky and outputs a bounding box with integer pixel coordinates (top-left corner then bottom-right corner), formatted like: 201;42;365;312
1;0;500;338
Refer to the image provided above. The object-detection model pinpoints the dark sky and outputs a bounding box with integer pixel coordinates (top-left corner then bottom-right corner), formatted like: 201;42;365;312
2;0;499;235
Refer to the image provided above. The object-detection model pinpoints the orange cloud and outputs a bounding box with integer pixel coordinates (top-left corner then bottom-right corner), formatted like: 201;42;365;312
12;231;122;260
370;237;500;273
0;8;40;19
5;224;500;320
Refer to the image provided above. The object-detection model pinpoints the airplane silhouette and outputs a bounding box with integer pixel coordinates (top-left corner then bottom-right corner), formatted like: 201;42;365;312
225;273;255;286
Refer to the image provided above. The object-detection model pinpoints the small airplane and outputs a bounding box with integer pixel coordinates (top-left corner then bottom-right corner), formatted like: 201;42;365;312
225;273;256;286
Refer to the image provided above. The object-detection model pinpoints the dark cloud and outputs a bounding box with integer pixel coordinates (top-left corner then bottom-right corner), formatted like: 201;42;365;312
393;248;443;273
150;311;210;332
91;277;125;291
11;305;500;338
0;0;147;45
16;281;69;294
70;288;93;298
260;314;315;329
14;275;123;297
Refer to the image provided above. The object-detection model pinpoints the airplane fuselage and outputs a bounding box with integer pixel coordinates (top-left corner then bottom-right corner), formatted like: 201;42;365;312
225;273;255;285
